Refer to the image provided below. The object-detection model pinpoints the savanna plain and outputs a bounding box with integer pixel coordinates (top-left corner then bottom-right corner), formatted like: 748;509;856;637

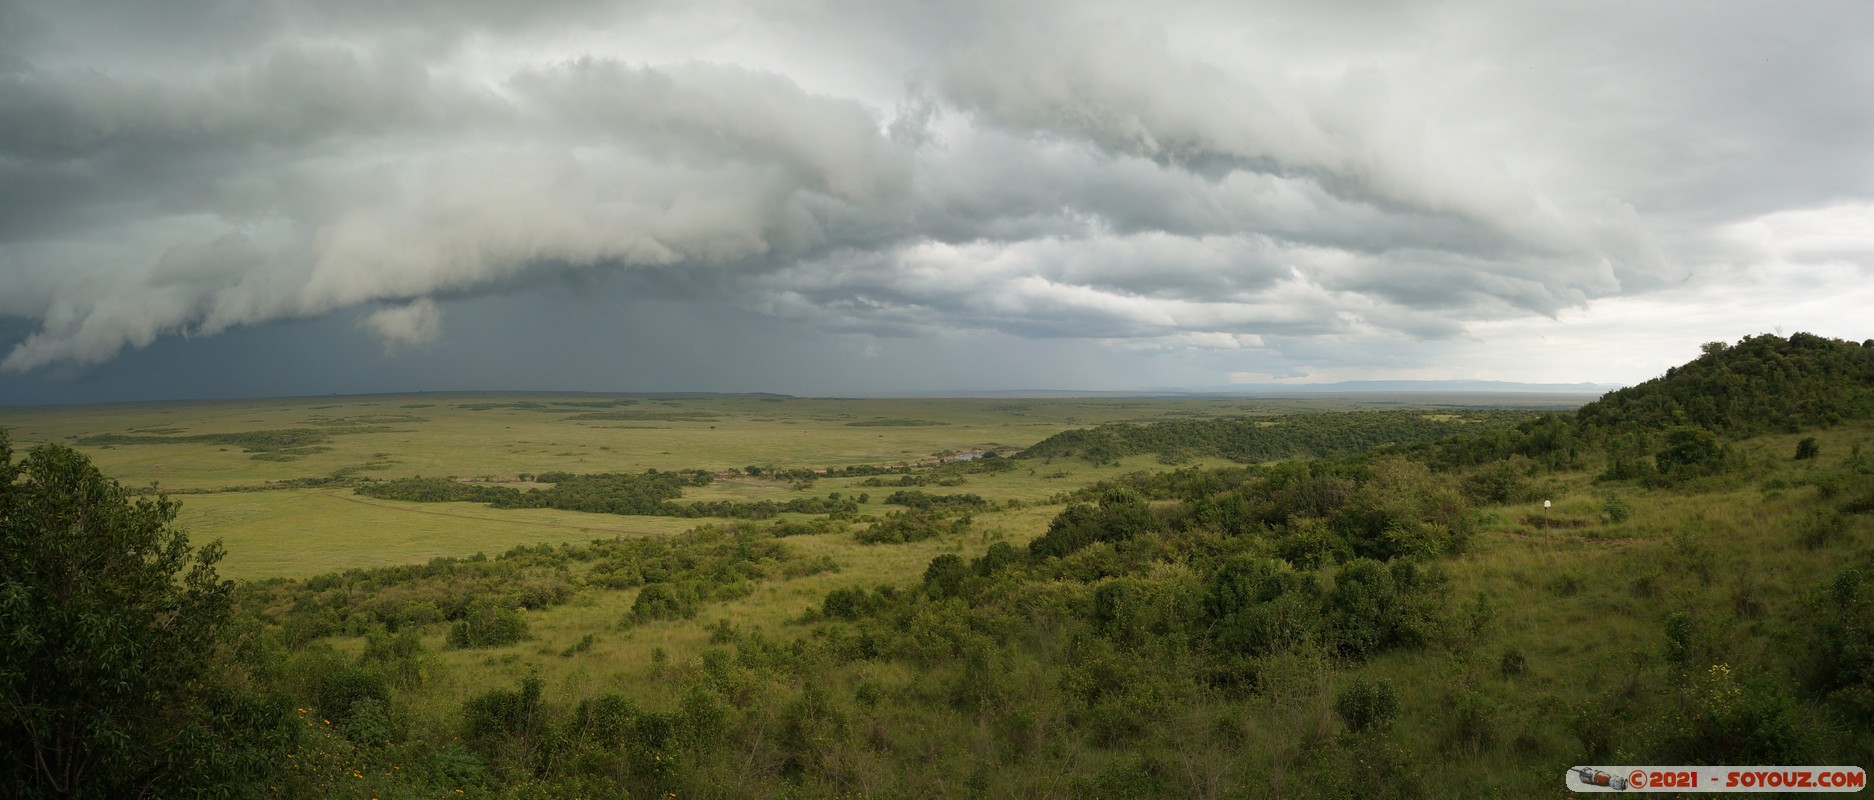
4;333;1873;798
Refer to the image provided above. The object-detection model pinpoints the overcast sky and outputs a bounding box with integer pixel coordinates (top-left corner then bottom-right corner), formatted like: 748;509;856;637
2;0;1871;403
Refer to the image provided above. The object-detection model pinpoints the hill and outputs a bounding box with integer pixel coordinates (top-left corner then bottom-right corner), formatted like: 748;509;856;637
1577;333;1874;435
1020;409;1551;464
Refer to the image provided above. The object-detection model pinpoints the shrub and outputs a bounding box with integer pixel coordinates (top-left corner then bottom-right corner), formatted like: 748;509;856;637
821;587;872;621
1658;664;1814;764
1205;556;1323;657
1602;493;1633;523
1275;517;1347;569
1462;460;1531;504
1328;560;1403;659
855;509;969;544
629;583;697;623
448;603;530;649
1449;689;1496;752
923;554;969;598
302;654;391;725
462;674;545;748
1796;437;1821;460
360;626;425;686
1334;677;1401;732
1499;648;1527;677
1799;510;1849;550
1809;568;1874;725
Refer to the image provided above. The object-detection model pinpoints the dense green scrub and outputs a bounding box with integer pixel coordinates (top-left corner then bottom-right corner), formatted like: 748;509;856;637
354;470;863;519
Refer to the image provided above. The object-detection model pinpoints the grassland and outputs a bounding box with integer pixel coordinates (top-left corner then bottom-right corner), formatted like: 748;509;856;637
0;392;1545;579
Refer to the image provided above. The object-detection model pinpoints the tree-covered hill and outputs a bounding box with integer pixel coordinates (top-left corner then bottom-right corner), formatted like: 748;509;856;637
1018;409;1549;464
1577;333;1874;435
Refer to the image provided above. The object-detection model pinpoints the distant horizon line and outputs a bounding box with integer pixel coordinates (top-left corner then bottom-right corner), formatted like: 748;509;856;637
0;378;1624;409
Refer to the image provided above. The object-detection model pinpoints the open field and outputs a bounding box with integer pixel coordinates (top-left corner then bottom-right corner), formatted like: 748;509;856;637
0;391;1575;579
0;391;1589;488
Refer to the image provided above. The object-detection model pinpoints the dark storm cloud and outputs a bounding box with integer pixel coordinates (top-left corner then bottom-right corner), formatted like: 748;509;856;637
0;0;1868;391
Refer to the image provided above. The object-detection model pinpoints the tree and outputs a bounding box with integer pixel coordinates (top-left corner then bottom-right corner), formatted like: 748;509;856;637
1;432;289;798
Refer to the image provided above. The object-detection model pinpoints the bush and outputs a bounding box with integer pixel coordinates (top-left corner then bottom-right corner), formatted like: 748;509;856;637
1029;489;1155;559
629;583;697;623
1461;460;1531;504
462;675;545;754
923;554;969;598
1658;664;1814;764
1499;648;1527;677
360;626;425;687
448;603;530;649
1809;568;1874;725
821;586;873;621
855;509;970;544
1797;437;1821;460
1275;517;1347;569
1602;493;1633;523
1449;689;1496;753
1205;556;1323;657
1799;510;1850;550
1328;560;1403;659
1654;426;1733;482
1334;677;1401;732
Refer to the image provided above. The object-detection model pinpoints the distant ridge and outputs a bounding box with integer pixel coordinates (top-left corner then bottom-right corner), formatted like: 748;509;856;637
889;380;1620;398
1208;379;1620;395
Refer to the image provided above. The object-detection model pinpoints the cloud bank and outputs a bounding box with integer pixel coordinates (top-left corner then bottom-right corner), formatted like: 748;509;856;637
0;0;1868;387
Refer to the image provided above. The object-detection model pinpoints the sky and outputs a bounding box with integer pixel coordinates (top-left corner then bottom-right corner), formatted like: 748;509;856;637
2;0;1872;403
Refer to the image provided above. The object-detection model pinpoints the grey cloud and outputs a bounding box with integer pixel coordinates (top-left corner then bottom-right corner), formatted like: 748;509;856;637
0;0;1863;387
360;298;442;351
508;59;909;202
935;21;1575;247
151;233;265;286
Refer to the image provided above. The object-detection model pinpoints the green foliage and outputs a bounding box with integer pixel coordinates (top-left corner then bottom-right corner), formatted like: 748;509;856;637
882;489;989;510
28;344;1874;797
1654;426;1734;482
1205;556;1321;658
1334;677;1402;732
74;427;369;452
1579;333;1874;436
0;434;294;799
1656;664;1814;764
1602;493;1633;523
1499;648;1527;677
1021;409;1548;464
1029;488;1156;559
1799;510;1850;550
854;508;971;544
447;602;530;648
461;674;548;775
1328;560;1406;659
1460;458;1533;504
286;644;392;734
359;467;859;520
923;554;970;598
361;626;426;686
1809;568;1874;725
629;583;698;623
243;521;806;638
1797;436;1822;460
